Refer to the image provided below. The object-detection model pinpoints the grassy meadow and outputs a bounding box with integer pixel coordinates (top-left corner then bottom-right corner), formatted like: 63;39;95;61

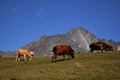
0;52;120;80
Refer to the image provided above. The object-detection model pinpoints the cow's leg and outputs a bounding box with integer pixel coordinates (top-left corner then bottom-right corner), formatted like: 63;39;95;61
29;57;32;61
63;54;65;59
16;54;21;62
16;54;18;62
101;49;103;53
101;47;104;53
28;55;32;61
52;55;57;62
67;53;70;59
18;57;20;61
55;55;57;61
90;49;93;53
16;51;20;62
52;55;56;62
24;55;27;61
68;55;70;59
18;55;21;61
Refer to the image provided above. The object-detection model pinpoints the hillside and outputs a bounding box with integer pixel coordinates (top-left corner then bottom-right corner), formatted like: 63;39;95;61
0;52;120;80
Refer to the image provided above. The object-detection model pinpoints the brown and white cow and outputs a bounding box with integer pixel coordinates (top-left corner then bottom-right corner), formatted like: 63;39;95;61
52;44;75;62
16;48;34;62
89;42;113;53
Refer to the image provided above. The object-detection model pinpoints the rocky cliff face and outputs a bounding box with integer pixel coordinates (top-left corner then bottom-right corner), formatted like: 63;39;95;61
65;27;99;51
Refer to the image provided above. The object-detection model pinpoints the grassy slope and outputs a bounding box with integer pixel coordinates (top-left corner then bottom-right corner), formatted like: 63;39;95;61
0;52;120;80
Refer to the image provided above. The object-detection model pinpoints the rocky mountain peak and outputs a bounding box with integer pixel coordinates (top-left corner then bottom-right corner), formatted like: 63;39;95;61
22;27;100;56
65;27;99;51
1;27;119;57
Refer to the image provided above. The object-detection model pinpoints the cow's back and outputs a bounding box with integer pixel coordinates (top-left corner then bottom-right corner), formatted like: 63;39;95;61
53;45;68;55
89;42;113;52
17;48;30;56
53;44;73;55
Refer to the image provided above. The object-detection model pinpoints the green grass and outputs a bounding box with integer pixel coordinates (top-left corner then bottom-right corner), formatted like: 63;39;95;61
0;52;120;80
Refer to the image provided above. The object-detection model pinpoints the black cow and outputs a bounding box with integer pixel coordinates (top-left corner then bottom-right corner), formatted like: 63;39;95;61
89;42;113;53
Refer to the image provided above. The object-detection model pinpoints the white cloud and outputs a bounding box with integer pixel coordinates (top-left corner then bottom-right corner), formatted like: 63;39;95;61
11;8;17;15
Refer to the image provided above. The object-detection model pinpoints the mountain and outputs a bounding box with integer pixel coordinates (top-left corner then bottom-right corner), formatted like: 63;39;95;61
22;27;99;56
2;51;15;57
1;27;120;57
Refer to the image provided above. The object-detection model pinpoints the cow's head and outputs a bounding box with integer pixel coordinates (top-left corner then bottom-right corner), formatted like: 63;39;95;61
70;49;75;59
27;51;34;61
109;46;113;51
30;51;34;56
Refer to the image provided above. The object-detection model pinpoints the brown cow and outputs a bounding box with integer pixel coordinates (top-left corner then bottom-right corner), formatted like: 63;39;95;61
16;48;34;62
52;44;75;62
89;42;113;53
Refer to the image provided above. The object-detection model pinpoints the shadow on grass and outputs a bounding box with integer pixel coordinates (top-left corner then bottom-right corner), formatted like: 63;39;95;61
52;58;70;63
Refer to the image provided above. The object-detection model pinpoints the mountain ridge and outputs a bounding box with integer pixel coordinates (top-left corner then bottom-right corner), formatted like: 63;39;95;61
1;27;120;57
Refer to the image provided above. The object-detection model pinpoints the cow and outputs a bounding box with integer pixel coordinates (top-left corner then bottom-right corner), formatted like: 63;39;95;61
89;42;113;53
103;43;113;52
52;44;75;62
16;48;34;62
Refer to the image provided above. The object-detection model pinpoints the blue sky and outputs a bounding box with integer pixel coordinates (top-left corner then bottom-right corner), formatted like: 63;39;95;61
0;0;120;51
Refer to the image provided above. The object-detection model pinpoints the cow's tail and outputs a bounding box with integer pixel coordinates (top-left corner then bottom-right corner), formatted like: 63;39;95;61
52;47;56;62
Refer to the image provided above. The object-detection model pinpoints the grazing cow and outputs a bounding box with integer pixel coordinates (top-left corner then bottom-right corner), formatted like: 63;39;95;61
103;44;113;52
52;44;75;62
89;42;113;53
16;48;34;62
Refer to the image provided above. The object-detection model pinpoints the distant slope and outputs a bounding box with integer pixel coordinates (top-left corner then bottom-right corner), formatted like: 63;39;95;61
0;51;5;57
